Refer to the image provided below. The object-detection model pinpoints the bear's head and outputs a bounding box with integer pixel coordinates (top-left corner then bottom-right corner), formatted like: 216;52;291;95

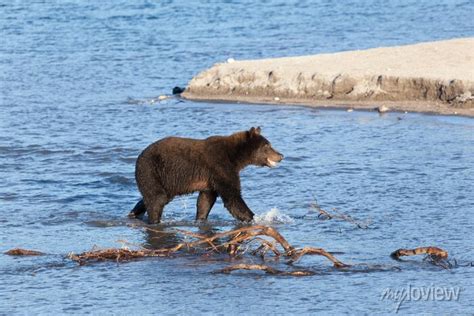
246;127;283;168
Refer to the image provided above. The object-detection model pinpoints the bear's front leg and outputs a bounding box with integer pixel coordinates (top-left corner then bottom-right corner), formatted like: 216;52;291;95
196;191;217;220
219;189;254;222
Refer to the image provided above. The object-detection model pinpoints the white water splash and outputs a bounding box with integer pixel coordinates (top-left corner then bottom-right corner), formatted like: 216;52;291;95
253;208;294;224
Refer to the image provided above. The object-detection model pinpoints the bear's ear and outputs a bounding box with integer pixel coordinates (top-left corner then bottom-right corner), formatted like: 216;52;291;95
249;126;261;137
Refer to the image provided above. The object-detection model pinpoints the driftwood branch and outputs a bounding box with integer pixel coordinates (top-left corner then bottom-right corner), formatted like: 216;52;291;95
390;247;448;260
310;200;370;229
390;246;451;269
289;247;349;268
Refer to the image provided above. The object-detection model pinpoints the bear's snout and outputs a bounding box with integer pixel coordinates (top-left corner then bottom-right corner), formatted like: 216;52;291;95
266;148;283;168
271;148;284;162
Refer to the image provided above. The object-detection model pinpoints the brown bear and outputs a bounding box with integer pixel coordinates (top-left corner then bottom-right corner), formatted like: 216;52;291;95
129;127;283;224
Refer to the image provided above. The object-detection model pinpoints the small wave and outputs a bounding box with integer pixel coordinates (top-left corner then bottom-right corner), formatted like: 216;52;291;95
0;192;19;201
253;208;294;224
105;175;134;186
84;220;130;228
126;95;175;105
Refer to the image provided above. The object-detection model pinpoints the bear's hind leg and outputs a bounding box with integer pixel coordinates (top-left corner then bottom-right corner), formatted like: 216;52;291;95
128;199;147;219
136;159;170;224
144;193;169;224
196;191;217;220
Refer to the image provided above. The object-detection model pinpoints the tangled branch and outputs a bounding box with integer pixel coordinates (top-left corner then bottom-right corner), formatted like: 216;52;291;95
67;225;347;270
289;247;348;268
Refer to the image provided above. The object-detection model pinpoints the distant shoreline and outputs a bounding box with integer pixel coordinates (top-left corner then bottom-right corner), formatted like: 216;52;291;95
182;38;474;117
183;95;474;117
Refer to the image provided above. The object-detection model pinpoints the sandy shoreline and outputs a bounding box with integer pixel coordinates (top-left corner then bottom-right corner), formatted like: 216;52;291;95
182;38;474;116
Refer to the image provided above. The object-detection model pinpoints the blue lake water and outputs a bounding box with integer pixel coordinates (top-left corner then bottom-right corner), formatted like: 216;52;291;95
1;1;473;314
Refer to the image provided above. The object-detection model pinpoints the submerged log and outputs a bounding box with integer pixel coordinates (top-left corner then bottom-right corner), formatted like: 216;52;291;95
217;263;314;276
390;247;448;260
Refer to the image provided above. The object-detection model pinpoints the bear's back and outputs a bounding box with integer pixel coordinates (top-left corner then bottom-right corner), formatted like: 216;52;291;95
142;136;204;156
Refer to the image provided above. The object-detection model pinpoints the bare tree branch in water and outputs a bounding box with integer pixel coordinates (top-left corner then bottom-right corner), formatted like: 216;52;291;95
310;199;371;229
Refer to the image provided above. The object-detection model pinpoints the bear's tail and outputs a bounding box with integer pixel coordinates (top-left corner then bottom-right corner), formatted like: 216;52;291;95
128;199;147;219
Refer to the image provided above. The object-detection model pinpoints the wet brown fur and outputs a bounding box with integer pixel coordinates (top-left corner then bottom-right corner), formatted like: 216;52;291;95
130;127;283;224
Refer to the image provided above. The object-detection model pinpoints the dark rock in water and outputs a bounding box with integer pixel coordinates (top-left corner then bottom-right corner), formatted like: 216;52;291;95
5;248;44;256
172;86;185;95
